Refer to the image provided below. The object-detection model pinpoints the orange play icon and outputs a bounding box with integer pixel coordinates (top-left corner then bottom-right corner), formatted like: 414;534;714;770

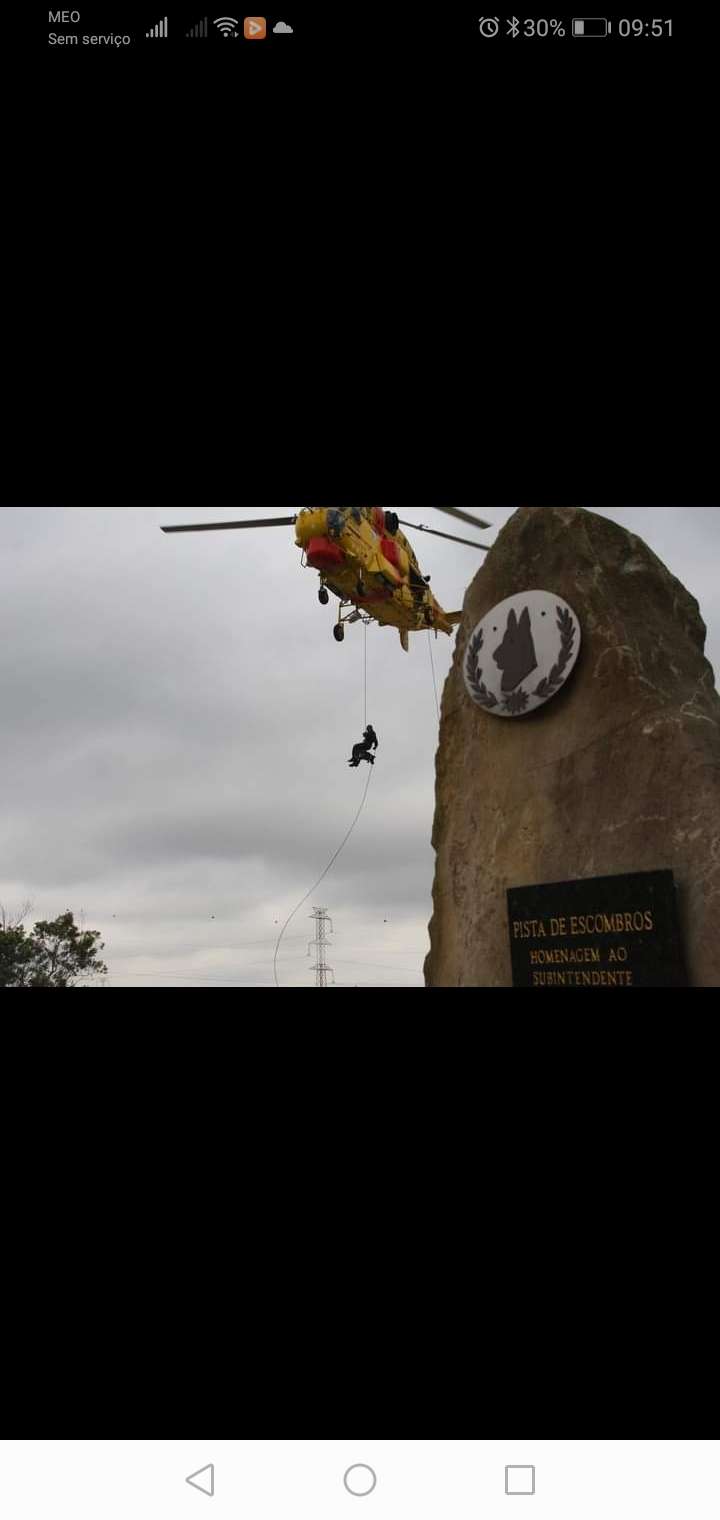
244;16;266;36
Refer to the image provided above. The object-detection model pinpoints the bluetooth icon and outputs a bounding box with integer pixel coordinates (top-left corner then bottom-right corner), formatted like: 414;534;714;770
507;15;520;35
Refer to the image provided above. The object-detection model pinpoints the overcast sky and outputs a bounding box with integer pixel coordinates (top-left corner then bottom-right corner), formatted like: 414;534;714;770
2;505;718;989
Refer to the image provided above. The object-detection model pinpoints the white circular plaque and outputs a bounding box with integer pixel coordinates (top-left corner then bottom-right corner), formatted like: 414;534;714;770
464;590;581;717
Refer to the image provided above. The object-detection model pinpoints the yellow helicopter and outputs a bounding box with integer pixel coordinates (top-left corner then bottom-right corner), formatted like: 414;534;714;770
161;506;491;651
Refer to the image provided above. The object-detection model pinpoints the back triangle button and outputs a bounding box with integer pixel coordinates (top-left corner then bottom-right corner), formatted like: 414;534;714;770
186;1464;215;1497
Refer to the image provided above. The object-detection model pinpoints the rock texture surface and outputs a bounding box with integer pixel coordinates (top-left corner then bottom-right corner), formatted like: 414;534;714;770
424;507;720;986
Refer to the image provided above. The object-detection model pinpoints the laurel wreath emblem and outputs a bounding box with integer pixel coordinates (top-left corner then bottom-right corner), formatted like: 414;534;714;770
464;626;499;709
533;606;576;698
465;605;577;713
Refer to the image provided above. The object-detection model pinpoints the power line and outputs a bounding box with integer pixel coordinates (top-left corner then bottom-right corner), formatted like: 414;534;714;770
80;974;309;987
81;934;424;954
332;957;423;973
334;981;425;988
79;973;425;987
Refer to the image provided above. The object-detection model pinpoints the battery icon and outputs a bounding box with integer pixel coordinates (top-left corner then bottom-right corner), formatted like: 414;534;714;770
572;17;609;35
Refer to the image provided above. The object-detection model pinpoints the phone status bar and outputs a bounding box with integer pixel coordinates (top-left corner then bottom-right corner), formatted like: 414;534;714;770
23;6;714;56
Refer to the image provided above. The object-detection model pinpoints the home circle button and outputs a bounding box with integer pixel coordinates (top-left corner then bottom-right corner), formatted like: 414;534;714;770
344;1465;377;1497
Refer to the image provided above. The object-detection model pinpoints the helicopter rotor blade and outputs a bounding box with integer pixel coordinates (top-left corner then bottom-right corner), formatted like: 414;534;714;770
433;506;493;530
161;516;297;533
397;520;491;551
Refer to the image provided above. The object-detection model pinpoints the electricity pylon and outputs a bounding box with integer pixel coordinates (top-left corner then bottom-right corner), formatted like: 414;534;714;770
308;907;334;987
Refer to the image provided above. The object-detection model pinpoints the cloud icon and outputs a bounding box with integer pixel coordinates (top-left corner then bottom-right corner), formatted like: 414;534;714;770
273;20;293;31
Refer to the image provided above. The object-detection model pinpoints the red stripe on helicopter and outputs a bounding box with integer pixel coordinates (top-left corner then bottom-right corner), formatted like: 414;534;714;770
372;507;385;534
380;537;402;571
306;537;346;569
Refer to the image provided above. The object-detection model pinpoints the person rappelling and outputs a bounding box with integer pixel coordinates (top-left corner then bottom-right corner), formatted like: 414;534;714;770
348;725;379;767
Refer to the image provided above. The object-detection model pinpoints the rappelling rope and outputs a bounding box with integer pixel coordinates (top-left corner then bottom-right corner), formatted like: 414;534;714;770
363;618;368;730
427;630;440;720
273;762;374;988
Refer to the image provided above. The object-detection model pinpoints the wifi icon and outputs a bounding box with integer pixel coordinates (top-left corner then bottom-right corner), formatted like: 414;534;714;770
213;15;239;34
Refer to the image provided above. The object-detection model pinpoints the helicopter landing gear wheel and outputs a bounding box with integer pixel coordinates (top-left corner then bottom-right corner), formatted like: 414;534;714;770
333;624;345;643
318;586;329;605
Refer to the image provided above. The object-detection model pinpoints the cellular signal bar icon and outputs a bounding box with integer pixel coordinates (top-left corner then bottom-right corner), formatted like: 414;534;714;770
187;16;209;35
146;15;168;36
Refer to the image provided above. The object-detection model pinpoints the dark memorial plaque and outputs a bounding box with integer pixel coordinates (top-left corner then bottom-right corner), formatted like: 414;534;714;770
507;871;688;988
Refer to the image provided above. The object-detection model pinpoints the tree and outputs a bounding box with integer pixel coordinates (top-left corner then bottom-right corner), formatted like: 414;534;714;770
0;908;108;988
0;924;35;986
0;902;35;987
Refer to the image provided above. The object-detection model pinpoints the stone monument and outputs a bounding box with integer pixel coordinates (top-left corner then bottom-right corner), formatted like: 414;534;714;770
424;506;720;987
